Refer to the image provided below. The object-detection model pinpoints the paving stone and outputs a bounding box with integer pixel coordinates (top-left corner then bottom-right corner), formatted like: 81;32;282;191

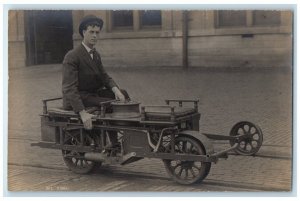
7;65;293;191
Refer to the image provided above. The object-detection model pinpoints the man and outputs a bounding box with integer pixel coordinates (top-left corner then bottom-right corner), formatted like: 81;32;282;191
62;15;128;134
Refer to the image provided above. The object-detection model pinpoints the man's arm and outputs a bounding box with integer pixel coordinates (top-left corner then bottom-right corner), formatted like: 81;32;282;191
112;87;125;101
98;63;118;90
62;52;85;113
97;54;125;101
62;52;95;130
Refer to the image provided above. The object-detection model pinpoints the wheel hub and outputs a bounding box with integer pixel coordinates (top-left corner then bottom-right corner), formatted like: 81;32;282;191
180;161;193;169
242;134;252;143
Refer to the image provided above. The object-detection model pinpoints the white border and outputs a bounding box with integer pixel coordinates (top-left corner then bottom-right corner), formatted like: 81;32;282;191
1;0;299;200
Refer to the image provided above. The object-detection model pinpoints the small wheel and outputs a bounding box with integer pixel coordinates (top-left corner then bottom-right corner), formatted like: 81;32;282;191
62;130;101;174
229;121;263;156
163;136;211;185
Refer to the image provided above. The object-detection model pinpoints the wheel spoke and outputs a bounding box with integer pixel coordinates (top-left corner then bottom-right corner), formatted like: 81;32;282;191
252;139;260;143
251;132;260;138
172;163;181;171
238;128;244;135
245;124;251;133
249;126;254;133
248;143;254;150
178;167;183;177
243;142;248;150
174;145;180;153
190;168;197;178
184;169;188;179
250;141;257;149
189;144;194;153
239;141;246;148
253;135;262;143
241;126;247;134
250;127;258;134
176;143;182;153
177;142;182;153
182;141;187;153
84;160;88;166
192;164;201;171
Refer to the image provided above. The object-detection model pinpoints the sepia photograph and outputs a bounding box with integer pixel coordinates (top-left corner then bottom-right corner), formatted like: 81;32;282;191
6;6;294;194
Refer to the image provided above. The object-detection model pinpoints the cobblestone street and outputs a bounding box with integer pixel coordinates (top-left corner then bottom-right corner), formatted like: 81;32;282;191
7;65;293;193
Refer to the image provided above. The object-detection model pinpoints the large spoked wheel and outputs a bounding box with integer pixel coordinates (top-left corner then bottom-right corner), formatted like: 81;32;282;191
229;121;263;156
163;136;211;185
62;130;101;174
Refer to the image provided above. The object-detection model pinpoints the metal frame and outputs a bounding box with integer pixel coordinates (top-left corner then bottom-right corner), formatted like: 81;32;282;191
32;97;263;185
34;97;244;163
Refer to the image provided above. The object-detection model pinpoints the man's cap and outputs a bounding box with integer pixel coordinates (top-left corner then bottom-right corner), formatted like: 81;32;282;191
79;15;104;37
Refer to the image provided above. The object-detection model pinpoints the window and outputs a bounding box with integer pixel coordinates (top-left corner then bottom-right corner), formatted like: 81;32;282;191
253;11;280;26
217;10;247;27
216;10;281;28
140;10;162;27
109;10;162;31
112;10;133;28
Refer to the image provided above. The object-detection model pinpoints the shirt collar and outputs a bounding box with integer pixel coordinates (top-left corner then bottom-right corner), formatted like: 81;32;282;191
82;42;93;53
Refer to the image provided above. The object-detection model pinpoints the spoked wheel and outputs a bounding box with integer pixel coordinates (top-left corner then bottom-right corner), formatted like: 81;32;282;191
163;136;211;185
62;130;101;174
229;121;263;156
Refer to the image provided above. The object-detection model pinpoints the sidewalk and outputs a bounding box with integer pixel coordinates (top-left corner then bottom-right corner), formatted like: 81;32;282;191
7;64;293;191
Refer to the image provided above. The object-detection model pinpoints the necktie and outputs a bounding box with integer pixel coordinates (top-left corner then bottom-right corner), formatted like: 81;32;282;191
89;48;97;60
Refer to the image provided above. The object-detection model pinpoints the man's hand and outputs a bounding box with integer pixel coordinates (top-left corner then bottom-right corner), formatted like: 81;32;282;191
79;110;96;130
112;87;125;102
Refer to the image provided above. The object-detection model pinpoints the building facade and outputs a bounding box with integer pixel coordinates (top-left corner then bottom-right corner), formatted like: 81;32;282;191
8;10;293;69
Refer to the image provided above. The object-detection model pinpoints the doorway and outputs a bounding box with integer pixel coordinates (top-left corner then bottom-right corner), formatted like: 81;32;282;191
25;10;73;66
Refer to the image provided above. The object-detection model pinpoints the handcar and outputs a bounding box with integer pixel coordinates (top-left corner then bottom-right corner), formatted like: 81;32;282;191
32;98;263;185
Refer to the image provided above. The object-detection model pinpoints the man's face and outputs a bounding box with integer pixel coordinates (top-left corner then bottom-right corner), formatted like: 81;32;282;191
83;25;101;47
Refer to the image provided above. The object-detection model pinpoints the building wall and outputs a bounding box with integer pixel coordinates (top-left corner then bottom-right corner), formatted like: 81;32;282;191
187;10;292;68
188;34;292;68
72;10;184;68
8;10;293;69
8;10;26;69
72;10;292;68
101;38;182;67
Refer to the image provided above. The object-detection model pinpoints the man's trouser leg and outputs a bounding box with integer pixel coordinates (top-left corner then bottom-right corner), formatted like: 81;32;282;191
82;89;130;146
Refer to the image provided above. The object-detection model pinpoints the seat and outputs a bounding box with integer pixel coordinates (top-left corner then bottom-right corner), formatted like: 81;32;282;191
47;107;78;117
144;106;197;121
47;107;99;118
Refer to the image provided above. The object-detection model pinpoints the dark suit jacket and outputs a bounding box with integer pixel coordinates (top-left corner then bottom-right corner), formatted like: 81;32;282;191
62;44;117;112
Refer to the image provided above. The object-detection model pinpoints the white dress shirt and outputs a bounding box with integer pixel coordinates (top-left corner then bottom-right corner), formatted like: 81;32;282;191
82;42;94;59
